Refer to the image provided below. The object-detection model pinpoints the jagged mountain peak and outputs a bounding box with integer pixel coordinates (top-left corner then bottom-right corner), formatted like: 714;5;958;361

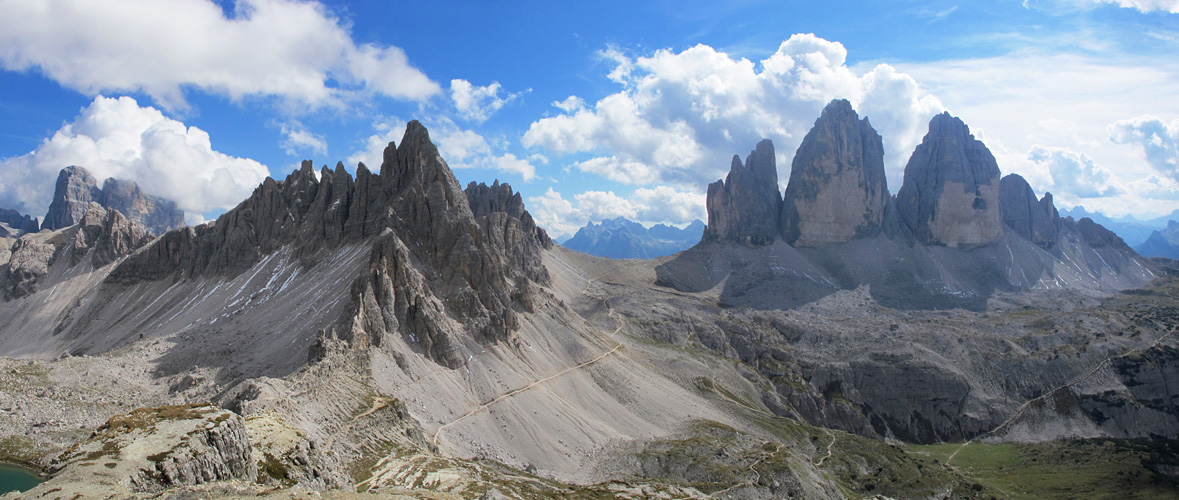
703;139;781;245
895;111;1002;247
101;120;549;368
780;98;887;246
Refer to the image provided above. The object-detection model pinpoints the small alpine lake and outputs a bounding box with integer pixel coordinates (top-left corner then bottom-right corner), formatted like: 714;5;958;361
0;462;43;494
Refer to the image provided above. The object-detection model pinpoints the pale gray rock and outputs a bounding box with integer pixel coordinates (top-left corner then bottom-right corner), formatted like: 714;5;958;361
895;112;1002;247
780;99;888;246
702;140;781;245
110;121;545;368
13;404;255;498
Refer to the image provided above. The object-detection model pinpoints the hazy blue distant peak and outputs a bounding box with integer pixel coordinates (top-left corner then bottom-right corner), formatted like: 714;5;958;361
562;217;705;259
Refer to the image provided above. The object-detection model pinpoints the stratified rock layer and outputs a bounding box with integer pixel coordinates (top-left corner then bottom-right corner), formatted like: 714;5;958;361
702;140;781;245
41;166;184;235
895;112;1002;247
999;174;1060;249
780;99;888;246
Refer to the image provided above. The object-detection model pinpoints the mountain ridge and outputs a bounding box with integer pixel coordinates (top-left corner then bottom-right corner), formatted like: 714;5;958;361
562;217;704;259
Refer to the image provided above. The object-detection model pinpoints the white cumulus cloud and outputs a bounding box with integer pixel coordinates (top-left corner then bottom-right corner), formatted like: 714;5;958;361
1027;145;1121;199
1109;114;1179;181
280;122;328;157
0;96;270;222
450;79;523;123
523;34;944;192
0;0;440;111
1094;0;1179;13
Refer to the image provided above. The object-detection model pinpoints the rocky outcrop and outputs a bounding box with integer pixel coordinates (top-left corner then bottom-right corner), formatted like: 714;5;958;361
14;404;255;498
999;173;1060;248
0;207;39;236
42;166;99;231
895;112;1002;247
4;205;151;300
780;99;888;246
1066;216;1133;251
465;179;553;285
703;140;781;245
41;166;184;234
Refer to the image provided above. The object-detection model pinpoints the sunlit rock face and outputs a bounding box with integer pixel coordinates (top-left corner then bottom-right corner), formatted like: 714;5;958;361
780;99;888;247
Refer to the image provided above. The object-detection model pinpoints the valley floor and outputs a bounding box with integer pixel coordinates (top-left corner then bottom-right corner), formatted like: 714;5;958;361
3;247;1179;498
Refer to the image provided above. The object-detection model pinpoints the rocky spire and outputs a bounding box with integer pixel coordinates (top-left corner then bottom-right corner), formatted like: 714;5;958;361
42;166;100;231
999;173;1060;249
895;112;1002;247
780;99;888;246
702;140;781;245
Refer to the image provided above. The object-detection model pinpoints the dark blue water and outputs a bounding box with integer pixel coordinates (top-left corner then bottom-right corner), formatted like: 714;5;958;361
0;463;43;494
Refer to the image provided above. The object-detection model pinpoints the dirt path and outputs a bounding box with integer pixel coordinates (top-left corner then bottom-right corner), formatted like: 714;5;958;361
325;395;395;449
432;342;623;448
814;428;837;467
947;326;1177;464
709;442;787;498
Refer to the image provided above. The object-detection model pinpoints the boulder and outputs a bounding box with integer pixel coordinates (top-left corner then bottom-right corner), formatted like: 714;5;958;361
895;112;1002;247
702;140;781;245
780;99;888;246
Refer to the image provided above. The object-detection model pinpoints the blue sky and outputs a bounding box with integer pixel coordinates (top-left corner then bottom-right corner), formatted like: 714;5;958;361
2;0;1178;238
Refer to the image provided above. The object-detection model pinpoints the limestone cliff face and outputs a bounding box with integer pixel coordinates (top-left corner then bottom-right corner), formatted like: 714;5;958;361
16;404;256;498
780;99;888;246
42;166;100;232
108;121;549;368
98;177;185;235
999;174;1060;249
41;166;184;235
895;112;1002;247
702;140;781;245
465;180;553;285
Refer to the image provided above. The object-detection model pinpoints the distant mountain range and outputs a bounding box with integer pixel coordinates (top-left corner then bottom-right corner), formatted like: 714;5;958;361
561;217;705;259
1059;206;1178;248
1136;220;1179;260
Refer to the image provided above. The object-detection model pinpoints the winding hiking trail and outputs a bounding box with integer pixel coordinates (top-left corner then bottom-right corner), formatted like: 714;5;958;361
814;428;837;467
431;264;629;450
946;325;1178;464
709;443;787;498
325;395;395;449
